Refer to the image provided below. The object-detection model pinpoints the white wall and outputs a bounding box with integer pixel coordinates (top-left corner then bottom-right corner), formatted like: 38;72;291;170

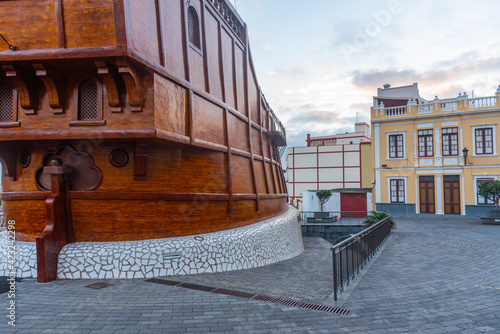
302;190;340;212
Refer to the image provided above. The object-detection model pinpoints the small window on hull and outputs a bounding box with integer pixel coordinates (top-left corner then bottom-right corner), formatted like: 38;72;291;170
0;83;13;122
79;80;98;120
188;6;201;49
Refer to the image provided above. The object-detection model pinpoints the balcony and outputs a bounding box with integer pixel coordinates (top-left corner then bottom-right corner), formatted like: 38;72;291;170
373;87;500;120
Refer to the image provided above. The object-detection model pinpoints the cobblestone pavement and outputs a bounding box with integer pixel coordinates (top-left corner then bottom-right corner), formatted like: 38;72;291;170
167;237;335;303
0;217;499;333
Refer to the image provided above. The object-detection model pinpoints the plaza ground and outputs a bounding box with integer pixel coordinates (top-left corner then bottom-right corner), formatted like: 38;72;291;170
0;216;499;333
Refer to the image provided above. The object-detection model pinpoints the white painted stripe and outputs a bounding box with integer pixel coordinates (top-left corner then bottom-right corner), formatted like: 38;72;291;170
417;123;433;128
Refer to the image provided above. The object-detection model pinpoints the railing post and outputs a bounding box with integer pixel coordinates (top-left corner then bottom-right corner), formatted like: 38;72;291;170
332;248;338;301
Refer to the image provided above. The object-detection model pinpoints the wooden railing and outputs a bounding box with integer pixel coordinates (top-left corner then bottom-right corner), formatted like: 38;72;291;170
208;0;245;40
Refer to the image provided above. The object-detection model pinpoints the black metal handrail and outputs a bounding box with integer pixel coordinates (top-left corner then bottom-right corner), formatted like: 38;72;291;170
299;211;370;225
262;93;287;158
331;214;392;301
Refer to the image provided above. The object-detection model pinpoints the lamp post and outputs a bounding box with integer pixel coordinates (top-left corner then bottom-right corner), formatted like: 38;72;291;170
462;147;469;165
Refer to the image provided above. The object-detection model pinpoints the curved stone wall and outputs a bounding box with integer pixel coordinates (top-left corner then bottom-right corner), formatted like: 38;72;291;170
0;207;303;279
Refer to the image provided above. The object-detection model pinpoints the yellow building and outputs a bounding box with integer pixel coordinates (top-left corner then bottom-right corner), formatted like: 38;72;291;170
371;83;500;216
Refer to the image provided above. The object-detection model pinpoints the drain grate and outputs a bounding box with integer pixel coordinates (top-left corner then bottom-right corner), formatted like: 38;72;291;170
179;282;216;292
298;302;350;315
146;278;350;315
147;278;182;286
252;294;301;307
84;282;113;290
213;288;256;299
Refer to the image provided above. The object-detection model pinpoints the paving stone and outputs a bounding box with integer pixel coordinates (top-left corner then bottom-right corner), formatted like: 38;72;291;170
0;217;498;333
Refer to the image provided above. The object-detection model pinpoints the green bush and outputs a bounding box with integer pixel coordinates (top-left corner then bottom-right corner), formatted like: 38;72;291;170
364;211;396;229
477;180;500;211
316;189;332;212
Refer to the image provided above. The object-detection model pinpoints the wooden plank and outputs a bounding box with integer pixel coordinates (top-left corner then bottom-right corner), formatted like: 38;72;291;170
113;0;127;47
224;109;233;215
155;0;165;66
69;191;229;201
242;25;259;211
201;2;210;94
55;0;66;48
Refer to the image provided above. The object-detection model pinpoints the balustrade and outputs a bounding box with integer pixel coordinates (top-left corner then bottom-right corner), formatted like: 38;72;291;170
209;0;244;38
469;96;497;108
384;106;407;116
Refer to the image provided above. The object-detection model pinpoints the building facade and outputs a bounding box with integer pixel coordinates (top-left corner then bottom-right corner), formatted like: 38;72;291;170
286;122;372;211
372;83;500;216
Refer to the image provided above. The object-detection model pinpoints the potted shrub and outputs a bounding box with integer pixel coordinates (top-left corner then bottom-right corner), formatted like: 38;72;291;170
477;180;500;217
364;211;396;229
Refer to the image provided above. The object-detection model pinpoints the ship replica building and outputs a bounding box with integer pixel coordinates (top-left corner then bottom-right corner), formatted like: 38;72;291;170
0;0;302;282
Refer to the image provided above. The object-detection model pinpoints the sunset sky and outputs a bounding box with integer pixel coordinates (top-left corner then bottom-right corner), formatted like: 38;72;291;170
230;0;500;149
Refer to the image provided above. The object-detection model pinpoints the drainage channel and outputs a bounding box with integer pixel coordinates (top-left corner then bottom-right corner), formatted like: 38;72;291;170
146;278;350;315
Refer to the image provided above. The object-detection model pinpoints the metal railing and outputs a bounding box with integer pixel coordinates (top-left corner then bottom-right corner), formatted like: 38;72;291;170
331;214;392;301
0;208;4;228
299;211;370;225
262;93;287;158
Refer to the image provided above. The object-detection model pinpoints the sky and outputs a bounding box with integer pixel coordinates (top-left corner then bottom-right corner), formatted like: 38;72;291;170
228;0;500;149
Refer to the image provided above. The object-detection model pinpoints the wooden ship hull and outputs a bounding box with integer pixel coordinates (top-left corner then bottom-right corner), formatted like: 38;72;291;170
0;0;289;281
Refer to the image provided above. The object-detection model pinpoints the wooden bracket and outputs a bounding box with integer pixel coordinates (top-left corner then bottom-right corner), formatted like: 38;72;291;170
36;160;74;283
33;63;64;114
0;143;17;181
134;141;149;180
116;59;143;112
2;64;37;114
95;60;122;113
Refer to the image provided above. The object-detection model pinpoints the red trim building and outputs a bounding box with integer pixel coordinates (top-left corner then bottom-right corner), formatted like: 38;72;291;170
286;122;371;205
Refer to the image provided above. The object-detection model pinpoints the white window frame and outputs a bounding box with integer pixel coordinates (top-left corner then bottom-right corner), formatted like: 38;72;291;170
472;124;497;157
387;176;407;204
473;175;498;205
386;131;406;160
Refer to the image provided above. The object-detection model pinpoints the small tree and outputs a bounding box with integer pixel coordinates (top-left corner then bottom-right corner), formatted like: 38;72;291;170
316;190;332;212
478;180;500;211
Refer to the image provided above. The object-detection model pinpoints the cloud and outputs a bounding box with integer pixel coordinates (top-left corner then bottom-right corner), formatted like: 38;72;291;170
349;54;500;98
288;109;344;126
263;67;306;77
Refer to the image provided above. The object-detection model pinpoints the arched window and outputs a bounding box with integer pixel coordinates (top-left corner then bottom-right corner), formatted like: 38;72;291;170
0;83;14;122
187;6;201;49
78;79;98;120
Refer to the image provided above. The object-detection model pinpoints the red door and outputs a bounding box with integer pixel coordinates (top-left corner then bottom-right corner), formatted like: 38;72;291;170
444;175;461;214
419;176;435;214
341;193;367;218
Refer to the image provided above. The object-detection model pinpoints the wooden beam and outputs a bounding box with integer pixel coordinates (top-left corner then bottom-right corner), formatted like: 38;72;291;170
116;59;142;111
55;0;66;48
134;141;149;180
95;60;122;112
224;109;233;215
154;0;165;67
259;89;270;194
243;25;259;212
2;64;37;114
33;63;64;114
36;160;73;283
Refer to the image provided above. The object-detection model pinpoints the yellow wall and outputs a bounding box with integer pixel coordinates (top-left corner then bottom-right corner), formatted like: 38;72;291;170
361;143;373;188
371;93;500;215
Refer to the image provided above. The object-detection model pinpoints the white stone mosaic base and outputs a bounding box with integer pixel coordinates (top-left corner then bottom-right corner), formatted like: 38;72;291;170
0;207;303;279
0;231;37;278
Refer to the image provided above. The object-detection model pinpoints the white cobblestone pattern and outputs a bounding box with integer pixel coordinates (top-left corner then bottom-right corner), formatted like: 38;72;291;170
0;230;37;277
0;207;303;279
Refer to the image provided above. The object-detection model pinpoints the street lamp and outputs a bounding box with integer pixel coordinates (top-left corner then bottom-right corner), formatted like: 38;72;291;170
462;147;469;159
